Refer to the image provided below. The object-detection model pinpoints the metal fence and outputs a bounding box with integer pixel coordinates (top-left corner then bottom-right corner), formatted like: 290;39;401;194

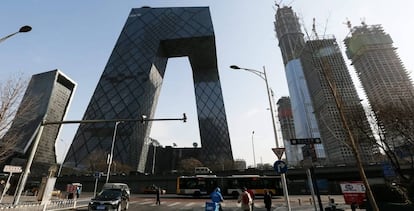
0;198;89;211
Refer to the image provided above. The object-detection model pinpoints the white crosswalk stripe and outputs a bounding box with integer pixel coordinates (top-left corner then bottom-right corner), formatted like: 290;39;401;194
168;202;181;207
184;202;195;207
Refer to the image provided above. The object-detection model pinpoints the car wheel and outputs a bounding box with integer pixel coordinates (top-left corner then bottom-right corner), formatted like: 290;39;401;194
124;201;129;210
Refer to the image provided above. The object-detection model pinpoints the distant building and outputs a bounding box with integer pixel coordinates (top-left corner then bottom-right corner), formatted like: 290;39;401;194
64;7;233;172
276;97;299;165
1;70;76;175
344;24;414;149
233;159;247;170
274;6;325;163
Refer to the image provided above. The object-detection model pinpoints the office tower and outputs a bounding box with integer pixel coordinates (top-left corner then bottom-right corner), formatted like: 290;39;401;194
1;70;76;174
276;96;298;165
300;37;376;164
274;6;325;163
64;7;233;172
344;24;414;148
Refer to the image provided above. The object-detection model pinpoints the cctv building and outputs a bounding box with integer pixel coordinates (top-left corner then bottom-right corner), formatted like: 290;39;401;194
1;70;76;175
64;7;233;172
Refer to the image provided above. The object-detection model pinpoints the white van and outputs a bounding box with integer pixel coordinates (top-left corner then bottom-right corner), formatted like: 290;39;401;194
194;167;212;175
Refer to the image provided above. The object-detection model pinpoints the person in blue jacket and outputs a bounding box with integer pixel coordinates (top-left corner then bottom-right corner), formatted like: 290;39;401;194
210;187;224;211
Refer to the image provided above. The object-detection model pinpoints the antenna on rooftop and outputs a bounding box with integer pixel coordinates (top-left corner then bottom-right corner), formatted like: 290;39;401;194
344;18;352;32
312;18;319;38
361;17;367;26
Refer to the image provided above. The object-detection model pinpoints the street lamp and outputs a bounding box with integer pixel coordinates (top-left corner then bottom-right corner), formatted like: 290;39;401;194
230;65;280;148
106;121;122;183
230;64;291;211
149;139;160;174
13;114;187;205
0;25;32;44
251;131;256;168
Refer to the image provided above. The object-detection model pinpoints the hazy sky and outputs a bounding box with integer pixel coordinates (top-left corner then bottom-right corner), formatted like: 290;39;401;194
1;0;413;168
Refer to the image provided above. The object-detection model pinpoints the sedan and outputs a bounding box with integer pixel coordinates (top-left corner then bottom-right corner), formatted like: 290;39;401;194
88;189;129;211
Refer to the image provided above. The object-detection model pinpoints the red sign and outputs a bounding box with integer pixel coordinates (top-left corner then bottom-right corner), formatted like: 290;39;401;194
340;181;366;205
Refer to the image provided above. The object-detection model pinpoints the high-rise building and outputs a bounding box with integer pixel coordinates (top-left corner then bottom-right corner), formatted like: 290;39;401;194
274;6;325;164
276;96;298;164
1;70;76;175
300;37;377;164
64;7;233;172
344;24;414;148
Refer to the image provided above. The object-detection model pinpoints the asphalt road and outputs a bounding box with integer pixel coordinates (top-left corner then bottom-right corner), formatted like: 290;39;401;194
74;194;357;211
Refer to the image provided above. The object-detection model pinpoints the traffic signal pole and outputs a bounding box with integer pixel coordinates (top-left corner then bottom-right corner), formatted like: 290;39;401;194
12;114;187;205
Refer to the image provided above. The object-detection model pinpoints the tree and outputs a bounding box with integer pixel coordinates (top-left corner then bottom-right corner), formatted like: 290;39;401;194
177;157;203;174
351;103;414;203
0;74;29;163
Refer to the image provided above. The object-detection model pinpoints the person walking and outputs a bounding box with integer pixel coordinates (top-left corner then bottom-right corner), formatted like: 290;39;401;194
263;189;272;211
246;188;255;211
210;187;224;211
238;187;252;211
156;187;161;205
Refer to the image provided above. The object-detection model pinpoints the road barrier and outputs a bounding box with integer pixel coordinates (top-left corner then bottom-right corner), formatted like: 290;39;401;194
0;198;89;211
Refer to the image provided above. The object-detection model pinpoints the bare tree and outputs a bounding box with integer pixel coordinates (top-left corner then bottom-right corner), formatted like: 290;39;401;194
178;157;203;174
352;103;414;203
0;74;29;163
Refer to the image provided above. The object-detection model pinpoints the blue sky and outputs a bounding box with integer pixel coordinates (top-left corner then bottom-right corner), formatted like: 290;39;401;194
1;0;413;168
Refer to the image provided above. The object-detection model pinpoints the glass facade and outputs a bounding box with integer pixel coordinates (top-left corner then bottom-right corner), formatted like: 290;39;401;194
64;7;233;171
275;6;324;165
1;70;76;172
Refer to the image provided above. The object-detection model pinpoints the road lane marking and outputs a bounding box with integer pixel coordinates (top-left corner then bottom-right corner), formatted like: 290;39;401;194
168;202;181;207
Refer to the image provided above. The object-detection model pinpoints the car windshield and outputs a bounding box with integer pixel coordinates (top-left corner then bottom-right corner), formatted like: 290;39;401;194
96;189;122;200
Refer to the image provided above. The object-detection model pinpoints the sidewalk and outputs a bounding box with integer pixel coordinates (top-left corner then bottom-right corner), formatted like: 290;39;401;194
270;195;365;211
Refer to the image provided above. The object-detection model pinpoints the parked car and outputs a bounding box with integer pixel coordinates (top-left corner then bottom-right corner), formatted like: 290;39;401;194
142;185;166;194
88;189;129;211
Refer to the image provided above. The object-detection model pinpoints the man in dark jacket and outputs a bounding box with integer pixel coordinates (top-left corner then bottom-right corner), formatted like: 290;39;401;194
264;189;272;211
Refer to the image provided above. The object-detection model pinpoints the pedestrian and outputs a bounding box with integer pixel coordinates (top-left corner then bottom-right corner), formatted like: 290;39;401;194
351;201;357;211
237;187;252;211
76;186;80;198
329;198;337;211
210;187;224;211
246;188;255;211
156;187;161;205
0;180;5;195
263;189;272;211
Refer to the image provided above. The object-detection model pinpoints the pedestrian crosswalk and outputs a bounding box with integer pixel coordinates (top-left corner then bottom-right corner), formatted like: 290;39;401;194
134;198;268;209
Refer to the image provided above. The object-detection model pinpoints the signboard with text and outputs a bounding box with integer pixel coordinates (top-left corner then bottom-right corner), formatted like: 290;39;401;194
290;138;321;145
3;165;22;173
340;181;366;205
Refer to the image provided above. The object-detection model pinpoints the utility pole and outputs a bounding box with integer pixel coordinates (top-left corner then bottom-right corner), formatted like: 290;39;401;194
13;114;187;205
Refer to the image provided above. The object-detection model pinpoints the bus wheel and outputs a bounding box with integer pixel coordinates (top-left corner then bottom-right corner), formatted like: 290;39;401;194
232;191;239;199
193;191;201;198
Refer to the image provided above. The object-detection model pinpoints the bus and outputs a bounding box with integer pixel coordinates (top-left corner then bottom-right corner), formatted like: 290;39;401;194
176;175;282;198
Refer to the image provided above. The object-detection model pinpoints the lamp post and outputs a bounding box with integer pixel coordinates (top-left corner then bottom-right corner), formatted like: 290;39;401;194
230;65;291;211
13;114;187;205
150;139;160;174
251;131;256;168
106;121;122;183
0;25;32;44
230;65;280;148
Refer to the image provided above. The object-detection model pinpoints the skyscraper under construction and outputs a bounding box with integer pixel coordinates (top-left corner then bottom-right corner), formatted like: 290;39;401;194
274;6;325;165
275;5;377;165
344;24;414;148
